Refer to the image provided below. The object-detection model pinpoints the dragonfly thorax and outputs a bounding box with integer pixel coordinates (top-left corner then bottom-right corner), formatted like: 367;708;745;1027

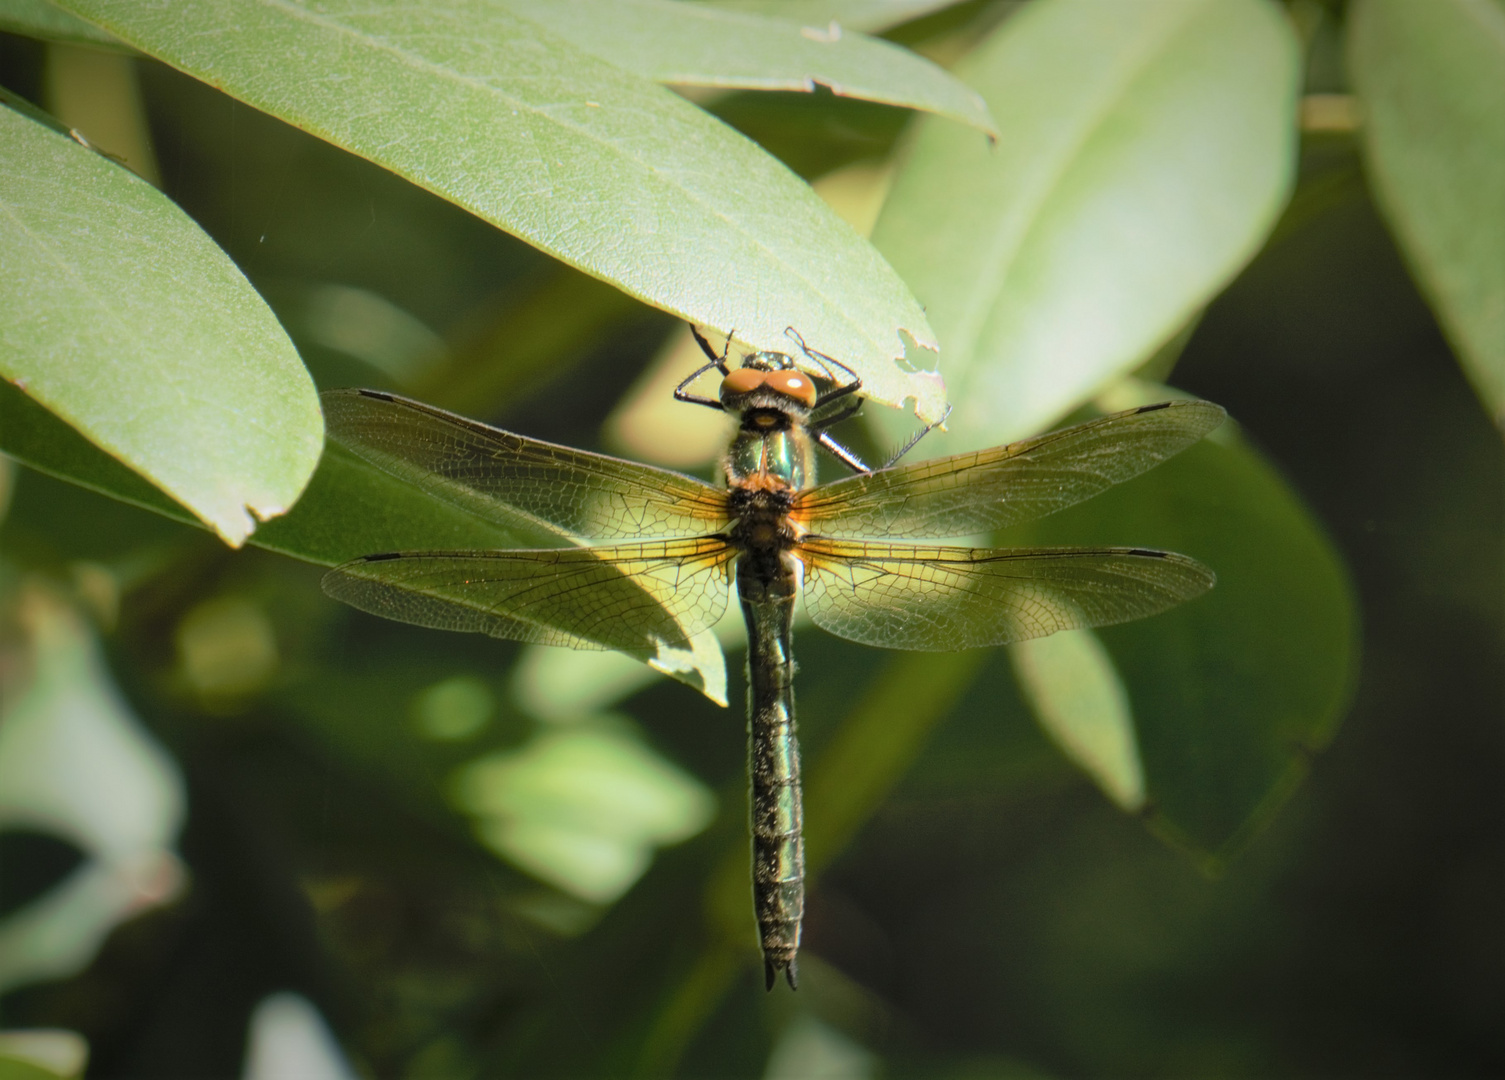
724;415;815;493
729;480;797;525
728;482;801;561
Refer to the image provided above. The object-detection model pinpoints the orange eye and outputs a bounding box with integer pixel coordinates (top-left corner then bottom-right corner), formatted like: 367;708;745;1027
764;369;818;407
720;368;765;398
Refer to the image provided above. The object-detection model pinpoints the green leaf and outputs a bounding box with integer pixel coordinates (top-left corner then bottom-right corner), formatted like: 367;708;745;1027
691;1;961;35
0;101;322;547
252;446;552;567
0;374;719;706
54;0;947;422
0;379;194;527
1348;0;1505;430
507;0;995;136
452;718;716;904
0;0;121;47
0;1052;74;1080
1007;425;1358;859
872;0;1300;448
0;379;544;564
1010;628;1144;810
514;615;733;713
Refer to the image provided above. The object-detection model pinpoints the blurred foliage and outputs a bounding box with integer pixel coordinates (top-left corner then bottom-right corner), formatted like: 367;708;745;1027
0;1;1500;1078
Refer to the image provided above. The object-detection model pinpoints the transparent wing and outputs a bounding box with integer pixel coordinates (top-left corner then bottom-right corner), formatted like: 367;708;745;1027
795;401;1225;539
323;537;736;656
798;538;1214;651
323;389;728;541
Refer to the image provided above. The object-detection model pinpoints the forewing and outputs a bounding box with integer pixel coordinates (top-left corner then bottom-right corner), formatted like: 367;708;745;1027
323;537;735;656
799;538;1214;651
323;389;727;541
796;400;1225;538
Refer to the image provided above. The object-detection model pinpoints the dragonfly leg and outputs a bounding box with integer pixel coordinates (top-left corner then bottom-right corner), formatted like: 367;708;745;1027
808;372;872;475
692;324;735;369
816;429;873;476
783;328;863;398
675;326;737;410
877;402;954;470
672;375;724;411
812;394;864;432
787;336;864;412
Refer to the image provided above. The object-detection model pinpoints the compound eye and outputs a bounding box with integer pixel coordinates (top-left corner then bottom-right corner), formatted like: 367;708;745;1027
720;367;766;400
764;369;818;407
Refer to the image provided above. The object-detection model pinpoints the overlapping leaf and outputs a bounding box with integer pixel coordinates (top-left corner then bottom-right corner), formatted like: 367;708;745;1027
872;0;1300;447
0;379;543;564
1349;0;1505;430
0;0;121;47
510;0;992;134
692;0;959;34
0;100;323;546
55;0;948;421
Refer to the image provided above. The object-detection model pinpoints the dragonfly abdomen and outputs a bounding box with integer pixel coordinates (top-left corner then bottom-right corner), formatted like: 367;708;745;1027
739;554;804;991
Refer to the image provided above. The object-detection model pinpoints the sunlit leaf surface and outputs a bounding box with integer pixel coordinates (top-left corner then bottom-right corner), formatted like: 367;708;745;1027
873;0;1299;447
0;100;322;545
510;0;994;135
0;0;121;46
692;0;958;35
55;0;946;421
0;378;192;527
1010;627;1144;810
1348;0;1505;429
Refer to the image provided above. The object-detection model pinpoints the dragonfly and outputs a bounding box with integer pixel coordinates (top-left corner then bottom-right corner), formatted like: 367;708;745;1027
321;329;1225;990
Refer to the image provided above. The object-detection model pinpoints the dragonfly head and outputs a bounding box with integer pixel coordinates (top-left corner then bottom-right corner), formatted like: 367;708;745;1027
719;362;819;410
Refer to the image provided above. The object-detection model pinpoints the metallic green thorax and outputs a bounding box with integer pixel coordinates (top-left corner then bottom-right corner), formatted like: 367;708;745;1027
724;423;812;495
723;394;815;990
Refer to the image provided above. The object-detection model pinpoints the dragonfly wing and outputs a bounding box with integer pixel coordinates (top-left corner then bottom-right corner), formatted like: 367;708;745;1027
323;389;727;541
799;538;1214;651
323;538;736;656
796;400;1225;539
